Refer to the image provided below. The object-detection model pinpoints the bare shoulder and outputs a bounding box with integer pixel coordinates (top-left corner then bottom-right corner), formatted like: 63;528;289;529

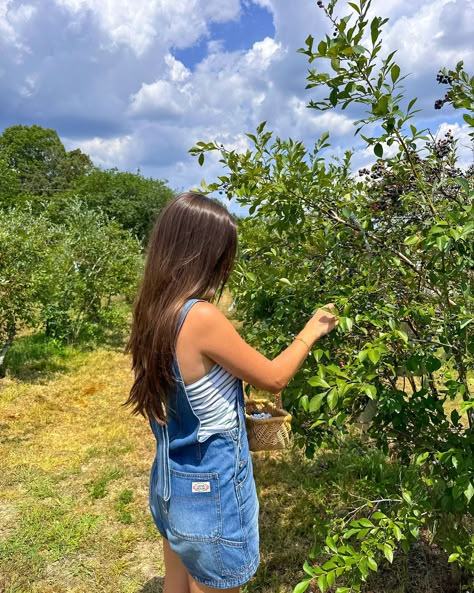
189;301;228;328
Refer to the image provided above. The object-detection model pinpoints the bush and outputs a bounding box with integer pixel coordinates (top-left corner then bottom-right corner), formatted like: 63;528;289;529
191;0;474;589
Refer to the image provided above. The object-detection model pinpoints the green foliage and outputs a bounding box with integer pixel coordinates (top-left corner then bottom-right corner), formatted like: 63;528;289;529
67;167;174;242
0;125;174;244
39;200;143;341
0;125;92;197
191;0;474;588
0;208;54;373
0;202;142;371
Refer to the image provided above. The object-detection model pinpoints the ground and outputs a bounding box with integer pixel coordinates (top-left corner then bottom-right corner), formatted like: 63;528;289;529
0;294;471;593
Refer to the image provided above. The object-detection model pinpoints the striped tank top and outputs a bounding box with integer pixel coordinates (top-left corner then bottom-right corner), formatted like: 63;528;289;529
184;362;239;442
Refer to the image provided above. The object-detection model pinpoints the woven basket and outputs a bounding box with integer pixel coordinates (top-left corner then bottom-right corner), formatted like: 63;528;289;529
245;393;292;452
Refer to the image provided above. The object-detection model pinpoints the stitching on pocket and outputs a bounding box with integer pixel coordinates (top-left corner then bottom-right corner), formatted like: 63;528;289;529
168;470;221;542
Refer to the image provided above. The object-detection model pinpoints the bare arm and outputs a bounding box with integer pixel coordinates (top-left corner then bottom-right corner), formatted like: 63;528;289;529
190;301;338;393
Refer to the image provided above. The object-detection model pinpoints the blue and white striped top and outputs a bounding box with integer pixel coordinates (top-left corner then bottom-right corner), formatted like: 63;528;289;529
184;362;239;442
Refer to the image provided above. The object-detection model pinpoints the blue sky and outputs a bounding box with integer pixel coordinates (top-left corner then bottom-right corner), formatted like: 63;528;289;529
1;0;473;214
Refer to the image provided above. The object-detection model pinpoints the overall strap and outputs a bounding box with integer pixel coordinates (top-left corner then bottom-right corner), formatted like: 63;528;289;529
160;297;207;502
177;298;207;332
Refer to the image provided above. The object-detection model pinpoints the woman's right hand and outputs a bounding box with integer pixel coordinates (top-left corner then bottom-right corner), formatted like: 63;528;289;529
307;303;339;339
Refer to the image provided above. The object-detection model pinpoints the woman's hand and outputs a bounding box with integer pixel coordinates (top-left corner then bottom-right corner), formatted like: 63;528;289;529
306;303;339;340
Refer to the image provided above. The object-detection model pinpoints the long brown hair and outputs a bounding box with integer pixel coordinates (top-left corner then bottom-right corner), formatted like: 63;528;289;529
124;192;238;422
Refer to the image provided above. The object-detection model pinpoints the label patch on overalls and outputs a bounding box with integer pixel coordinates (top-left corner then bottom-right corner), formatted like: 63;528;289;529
192;481;211;493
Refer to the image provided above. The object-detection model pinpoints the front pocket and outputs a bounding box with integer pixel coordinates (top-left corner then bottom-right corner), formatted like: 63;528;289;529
168;469;221;542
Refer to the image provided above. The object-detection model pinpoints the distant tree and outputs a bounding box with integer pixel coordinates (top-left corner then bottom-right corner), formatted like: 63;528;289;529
68;168;175;242
0;125;92;196
0;157;20;208
0;209;55;376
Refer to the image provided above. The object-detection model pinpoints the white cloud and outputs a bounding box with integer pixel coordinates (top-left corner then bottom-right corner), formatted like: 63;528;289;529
382;0;474;74
75;134;137;168
54;0;241;56
0;0;35;51
291;98;355;137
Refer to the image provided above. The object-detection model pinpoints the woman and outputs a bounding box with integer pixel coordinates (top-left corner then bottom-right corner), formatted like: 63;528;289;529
125;192;338;592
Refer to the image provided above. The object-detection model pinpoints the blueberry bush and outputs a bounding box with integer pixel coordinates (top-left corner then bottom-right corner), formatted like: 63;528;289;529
0;201;142;373
191;0;474;590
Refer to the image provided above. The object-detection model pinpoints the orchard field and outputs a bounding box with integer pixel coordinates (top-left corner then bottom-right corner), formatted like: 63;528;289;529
1;0;473;591
1;292;471;593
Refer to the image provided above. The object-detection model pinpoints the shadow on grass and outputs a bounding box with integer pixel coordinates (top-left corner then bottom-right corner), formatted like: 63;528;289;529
248;439;472;593
138;576;164;593
3;323;128;383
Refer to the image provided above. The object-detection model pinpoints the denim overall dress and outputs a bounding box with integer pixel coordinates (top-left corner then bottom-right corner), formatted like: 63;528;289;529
148;298;260;589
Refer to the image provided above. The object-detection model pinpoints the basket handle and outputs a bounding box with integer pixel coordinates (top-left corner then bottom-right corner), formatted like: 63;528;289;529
276;390;282;409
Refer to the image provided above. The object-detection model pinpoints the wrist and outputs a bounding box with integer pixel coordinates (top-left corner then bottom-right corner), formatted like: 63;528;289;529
297;325;319;347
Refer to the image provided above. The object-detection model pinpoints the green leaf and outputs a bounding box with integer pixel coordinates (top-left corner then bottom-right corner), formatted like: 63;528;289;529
393;525;403;541
395;329;409;344
448;553;460;563
463;113;474;126
367;557;378;571
300;395;309;412
372;95;389;116
293;579;311;593
279;278;292;286
313;349;325;362
309;393;326;412
416;452;429;465
404;235;419;246
308;376;330;389
327;570;336;587
425;356;441;373
198;153;205;166
374;143;383;158
364;384;377;399
327;388;339;410
318;574;328;593
370;17;380;45
247;272;256;282
303;560;316;577
384;545;394;563
391;64;401;83
326;535;338;553
464;482;474;503
359;518;374;528
368;349;381;364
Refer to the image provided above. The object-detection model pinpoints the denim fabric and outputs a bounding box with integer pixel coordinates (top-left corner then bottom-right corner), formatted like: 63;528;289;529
149;298;260;589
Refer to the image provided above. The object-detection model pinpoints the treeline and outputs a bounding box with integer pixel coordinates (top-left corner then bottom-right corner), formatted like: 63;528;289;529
0;124;174;375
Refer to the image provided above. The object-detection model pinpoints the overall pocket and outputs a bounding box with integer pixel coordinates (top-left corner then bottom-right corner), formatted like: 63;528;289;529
168;469;221;542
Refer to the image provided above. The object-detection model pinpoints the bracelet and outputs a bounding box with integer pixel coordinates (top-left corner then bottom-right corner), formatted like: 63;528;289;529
294;336;311;352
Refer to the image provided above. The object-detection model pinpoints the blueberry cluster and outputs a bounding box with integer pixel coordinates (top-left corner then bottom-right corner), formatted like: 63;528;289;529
426;130;454;159
434;93;450;110
359;160;407;213
436;72;453;85
250;411;273;419
434;71;453;110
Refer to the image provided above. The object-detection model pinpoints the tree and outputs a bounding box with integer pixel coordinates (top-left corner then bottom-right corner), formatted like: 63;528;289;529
190;0;474;588
67;168;175;242
0;125;92;197
39;200;143;341
0;209;55;375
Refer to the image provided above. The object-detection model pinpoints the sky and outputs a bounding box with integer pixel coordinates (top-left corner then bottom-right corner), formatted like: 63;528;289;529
1;0;473;214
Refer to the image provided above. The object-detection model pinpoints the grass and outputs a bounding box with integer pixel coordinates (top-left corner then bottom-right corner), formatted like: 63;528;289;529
0;292;472;593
